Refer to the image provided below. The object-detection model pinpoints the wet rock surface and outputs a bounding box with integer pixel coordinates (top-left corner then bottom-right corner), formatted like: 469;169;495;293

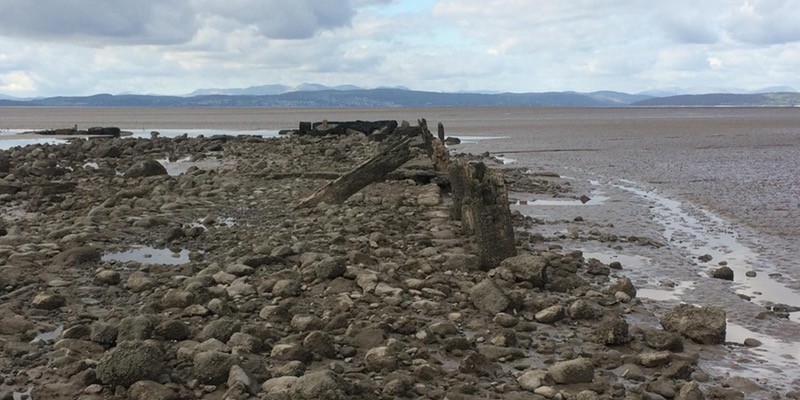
0;126;785;399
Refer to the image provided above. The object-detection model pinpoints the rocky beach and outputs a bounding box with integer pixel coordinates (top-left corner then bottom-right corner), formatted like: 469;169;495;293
0;117;798;400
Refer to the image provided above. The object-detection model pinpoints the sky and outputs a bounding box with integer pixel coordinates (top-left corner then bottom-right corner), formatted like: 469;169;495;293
1;0;799;97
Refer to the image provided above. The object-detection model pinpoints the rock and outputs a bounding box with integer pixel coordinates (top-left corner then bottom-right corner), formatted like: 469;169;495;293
117;316;154;341
598;315;630;345
677;381;705;400
275;360;306;377
126;272;156;292
443;253;481;271
94;269;121;285
547;358;594;384
743;338;762;348
568;299;597;320
200;318;241;342
270;343;311;362
156;320;191;341
458;352;499;377
128;380;177;400
535;305;566;324
711;266;734;281
499;254;547;287
273;279;302;297
607;277;636;298
291;315;324;332
227;365;259;395
290;370;350;400
663;361;694;380
637;351;672;368
698;254;713;263
643;328;684;352
303;331;336;358
311;257;346;280
648;379;676;398
262;376;298;396
469;279;510;314
365;346;397;372
193;350;237;385
52;246;101;266
96;340;165;388
661;304;726;344
517;370;547;391
161;289;195;309
90;322;118;346
125;159;167;178
31;292;66;310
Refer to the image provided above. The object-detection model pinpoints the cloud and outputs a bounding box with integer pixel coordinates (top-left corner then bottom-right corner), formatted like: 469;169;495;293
0;1;198;45
723;0;800;44
191;0;361;40
0;71;36;94
662;10;720;44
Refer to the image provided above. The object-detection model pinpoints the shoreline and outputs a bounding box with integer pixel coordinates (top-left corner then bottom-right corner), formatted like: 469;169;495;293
0;121;798;398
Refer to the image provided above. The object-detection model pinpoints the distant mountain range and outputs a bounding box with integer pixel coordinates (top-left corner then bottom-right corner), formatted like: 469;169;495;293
1;85;798;108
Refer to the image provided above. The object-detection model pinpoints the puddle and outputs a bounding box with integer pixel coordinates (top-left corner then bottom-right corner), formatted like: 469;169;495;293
614;181;800;322
511;195;609;207
157;156;193;176
581;250;651;269
30;325;63;344
638;281;695;301
708;322;800;391
493;155;517;165
450;135;509;144
102;246;190;265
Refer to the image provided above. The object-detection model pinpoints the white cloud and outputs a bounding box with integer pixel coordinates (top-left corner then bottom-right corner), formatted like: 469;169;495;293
0;71;36;94
0;0;799;96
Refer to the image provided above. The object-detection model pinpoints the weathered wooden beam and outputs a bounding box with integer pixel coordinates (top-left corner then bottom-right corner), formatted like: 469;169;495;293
449;160;516;269
297;136;415;208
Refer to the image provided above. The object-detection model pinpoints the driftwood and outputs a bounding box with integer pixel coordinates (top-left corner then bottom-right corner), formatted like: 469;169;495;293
449;160;516;269
297;136;415;208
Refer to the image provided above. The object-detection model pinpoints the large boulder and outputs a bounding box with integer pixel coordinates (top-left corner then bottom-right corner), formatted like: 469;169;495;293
547;358;594;384
96;340;165;388
290;370;351;400
193;351;237;385
125;159;167;178
500;254;547;287
660;304;726;344
469;279;510;314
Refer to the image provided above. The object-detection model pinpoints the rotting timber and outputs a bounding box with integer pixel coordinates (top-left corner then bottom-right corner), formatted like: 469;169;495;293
295;119;516;271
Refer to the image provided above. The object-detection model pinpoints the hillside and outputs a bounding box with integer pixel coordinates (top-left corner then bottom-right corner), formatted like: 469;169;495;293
2;88;798;108
632;92;800;107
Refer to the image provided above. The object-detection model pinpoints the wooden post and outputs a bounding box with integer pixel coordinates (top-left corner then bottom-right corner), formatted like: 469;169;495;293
449;160;516;269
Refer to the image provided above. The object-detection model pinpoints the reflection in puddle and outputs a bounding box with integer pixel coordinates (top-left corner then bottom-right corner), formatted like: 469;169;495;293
511;195;609;207
614;181;800;322
450;135;509;144
30;325;63;344
102;246;190;265
713;322;800;390
581;251;651;269
157;156;192;176
638;281;695;301
493;155;517;165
